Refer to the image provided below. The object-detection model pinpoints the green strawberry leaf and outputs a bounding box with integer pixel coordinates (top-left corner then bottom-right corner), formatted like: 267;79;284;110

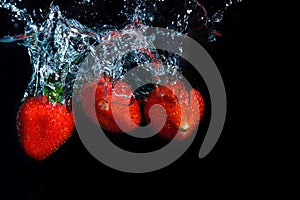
44;85;64;104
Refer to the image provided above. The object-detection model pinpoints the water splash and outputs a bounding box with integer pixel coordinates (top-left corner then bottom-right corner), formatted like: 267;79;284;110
0;0;241;104
1;2;101;105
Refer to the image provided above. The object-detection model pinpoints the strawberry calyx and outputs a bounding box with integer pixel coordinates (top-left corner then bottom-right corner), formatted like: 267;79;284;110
44;85;64;105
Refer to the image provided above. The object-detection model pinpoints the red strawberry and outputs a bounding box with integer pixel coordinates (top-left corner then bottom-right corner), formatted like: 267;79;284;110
144;80;205;140
16;95;75;160
81;76;141;133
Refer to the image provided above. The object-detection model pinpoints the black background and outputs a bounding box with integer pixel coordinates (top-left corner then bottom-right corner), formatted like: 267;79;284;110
0;0;263;199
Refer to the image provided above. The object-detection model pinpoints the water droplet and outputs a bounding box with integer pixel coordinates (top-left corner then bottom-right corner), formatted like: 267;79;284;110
0;0;242;101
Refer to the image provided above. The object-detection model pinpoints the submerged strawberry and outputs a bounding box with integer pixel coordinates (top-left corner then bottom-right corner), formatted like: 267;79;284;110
16;95;75;160
144;80;205;140
81;76;141;133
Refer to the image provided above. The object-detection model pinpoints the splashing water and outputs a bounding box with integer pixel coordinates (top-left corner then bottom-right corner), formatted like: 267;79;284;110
0;0;241;105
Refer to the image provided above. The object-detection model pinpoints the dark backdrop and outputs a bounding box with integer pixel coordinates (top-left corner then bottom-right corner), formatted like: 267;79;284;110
1;0;259;199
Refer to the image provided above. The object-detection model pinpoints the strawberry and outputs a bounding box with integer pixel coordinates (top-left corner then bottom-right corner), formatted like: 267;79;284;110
81;76;141;133
16;95;75;160
144;80;205;140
